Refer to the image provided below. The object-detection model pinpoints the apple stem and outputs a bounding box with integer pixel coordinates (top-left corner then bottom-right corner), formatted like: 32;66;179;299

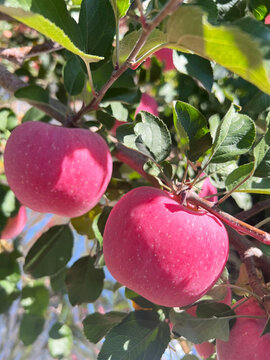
186;190;270;245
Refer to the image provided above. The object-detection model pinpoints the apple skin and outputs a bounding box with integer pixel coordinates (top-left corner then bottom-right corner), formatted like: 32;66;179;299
144;48;175;72
103;186;229;307
134;93;159;117
216;297;270;360
199;177;218;203
4;121;112;217
1;206;27;239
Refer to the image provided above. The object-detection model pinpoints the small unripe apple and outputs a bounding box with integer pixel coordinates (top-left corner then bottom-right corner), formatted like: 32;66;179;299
4;122;112;217
103;186;229;307
216;297;270;360
1;206;27;239
199;177;218;202
144;48;175;72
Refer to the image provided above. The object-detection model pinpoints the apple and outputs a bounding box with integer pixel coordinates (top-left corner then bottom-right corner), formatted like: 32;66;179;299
134;92;159;117
216;297;270;360
111;93;158;135
4;121;112;217
194;342;215;359
1;206;27;239
199;177;218;202
144;48;175;72
103;186;229;307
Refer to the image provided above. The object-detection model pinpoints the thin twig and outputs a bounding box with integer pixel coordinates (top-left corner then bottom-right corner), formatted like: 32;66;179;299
83;60;97;97
136;0;148;29
218;171;254;205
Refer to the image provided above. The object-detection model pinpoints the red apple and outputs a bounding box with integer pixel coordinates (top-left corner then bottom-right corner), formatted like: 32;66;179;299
134;93;159;117
199;177;218;203
1;206;27;239
216;297;270;360
194;342;215;359
103;186;229;307
4;121;112;217
144;48;175;72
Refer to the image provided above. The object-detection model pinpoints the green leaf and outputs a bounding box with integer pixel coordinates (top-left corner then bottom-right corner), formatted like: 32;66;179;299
15;85;49;104
253;125;270;177
83;311;127;344
19;313;45;346
210;104;256;163
173;101;212;162
50;267;67;294
22;107;50;123
182;356;199;360
170;309;231;343
173;51;213;92
24;225;74;278
110;102;129;122
0;107;17;132
230;177;270;194
0;251;20;281
92;206;112;247
64;56;85;96
21;283;49;315
71;205;102;239
65;255;105;306
0;185;20;232
0;251;20;313
225;162;255;191
48;322;73;359
134;111;172;162
98;311;170;360
196;302;233;319
79;0;115;60
110;0;130;20
205;160;238;188
190;0;218;21
116;112;171;163
166;5;270;94
115;29;167;66
0;281;20;313
0;0;102;62
125;288;155;309
261;317;270;336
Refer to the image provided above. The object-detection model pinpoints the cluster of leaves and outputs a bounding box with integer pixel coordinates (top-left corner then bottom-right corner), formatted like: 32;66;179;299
0;0;270;359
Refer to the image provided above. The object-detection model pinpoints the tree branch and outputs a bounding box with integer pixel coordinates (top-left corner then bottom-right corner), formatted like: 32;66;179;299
72;0;183;123
236;198;270;221
0;41;63;65
226;227;270;315
0;64;67;124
